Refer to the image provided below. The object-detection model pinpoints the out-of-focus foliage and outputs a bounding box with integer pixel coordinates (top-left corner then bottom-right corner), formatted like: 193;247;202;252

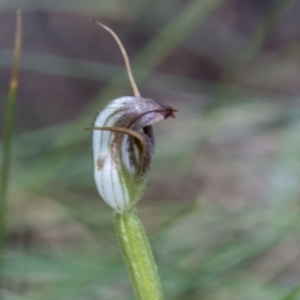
1;0;300;299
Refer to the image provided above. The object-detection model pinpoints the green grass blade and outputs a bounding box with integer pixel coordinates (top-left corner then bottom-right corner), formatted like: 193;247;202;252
0;9;22;293
214;0;296;107
281;285;300;300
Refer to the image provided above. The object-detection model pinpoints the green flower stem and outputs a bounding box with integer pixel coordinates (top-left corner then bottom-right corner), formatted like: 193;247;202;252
115;209;163;300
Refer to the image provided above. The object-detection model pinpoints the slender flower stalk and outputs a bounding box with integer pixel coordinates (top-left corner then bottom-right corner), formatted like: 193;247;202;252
115;209;163;300
89;22;176;299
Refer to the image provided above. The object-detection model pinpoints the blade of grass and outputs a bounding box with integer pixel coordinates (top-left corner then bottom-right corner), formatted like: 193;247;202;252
0;9;22;293
281;285;300;300
214;0;296;106
229;0;295;76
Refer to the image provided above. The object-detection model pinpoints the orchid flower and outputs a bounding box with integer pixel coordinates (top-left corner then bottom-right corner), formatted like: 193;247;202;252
90;96;176;212
88;22;177;213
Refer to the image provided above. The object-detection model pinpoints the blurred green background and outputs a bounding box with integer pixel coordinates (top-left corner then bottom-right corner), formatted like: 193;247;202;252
1;0;300;299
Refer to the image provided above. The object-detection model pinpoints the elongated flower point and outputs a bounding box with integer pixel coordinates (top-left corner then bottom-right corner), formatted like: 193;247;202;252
90;96;176;213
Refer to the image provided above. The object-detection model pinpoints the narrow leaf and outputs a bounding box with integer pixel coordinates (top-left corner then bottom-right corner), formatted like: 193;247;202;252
0;9;22;289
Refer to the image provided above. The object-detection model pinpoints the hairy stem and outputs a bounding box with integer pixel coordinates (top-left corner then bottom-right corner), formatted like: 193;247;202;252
115;209;163;300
